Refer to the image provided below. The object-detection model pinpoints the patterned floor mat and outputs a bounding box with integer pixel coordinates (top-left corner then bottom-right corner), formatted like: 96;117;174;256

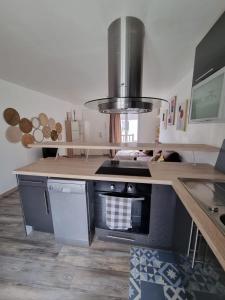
129;247;225;300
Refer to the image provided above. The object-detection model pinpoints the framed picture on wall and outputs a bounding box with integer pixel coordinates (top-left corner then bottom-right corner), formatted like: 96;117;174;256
168;96;177;125
176;100;189;131
161;109;168;129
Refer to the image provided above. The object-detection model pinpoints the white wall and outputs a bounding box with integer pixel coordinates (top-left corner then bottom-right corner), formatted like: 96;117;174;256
0;78;113;194
138;108;159;143
82;108;109;155
0;79;77;194
159;70;225;165
0;77;162;194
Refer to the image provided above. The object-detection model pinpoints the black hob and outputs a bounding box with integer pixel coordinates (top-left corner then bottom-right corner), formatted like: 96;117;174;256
95;160;151;177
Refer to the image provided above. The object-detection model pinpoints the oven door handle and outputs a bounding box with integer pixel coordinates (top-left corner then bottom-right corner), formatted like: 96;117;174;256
129;197;145;201
98;193;144;201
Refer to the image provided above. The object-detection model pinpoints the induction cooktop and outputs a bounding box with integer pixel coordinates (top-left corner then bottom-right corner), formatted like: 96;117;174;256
95;160;151;177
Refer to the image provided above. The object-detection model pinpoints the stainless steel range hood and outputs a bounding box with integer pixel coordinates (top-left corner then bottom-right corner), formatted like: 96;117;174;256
85;16;167;114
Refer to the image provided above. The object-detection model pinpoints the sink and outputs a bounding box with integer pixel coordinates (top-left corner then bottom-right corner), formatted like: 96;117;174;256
179;178;225;235
179;178;225;208
220;214;225;226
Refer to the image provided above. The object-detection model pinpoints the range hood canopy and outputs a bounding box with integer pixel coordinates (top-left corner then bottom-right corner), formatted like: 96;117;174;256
84;16;167;114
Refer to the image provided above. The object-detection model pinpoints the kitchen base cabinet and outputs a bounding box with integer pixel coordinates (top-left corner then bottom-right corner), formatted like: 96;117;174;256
172;194;206;263
173;197;225;299
148;185;177;249
173;194;225;268
172;195;192;255
18;175;54;234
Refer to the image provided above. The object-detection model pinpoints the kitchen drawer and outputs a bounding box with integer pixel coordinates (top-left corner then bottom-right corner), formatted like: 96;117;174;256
95;227;149;245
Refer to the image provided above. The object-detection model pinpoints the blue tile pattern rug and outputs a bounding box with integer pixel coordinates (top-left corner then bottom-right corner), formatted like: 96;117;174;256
129;247;225;300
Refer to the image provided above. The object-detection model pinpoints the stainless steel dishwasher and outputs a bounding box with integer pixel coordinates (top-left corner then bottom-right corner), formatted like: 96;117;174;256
47;179;89;246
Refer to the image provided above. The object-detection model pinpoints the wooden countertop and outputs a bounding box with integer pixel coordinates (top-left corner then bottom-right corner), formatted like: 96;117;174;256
14;156;225;183
14;157;225;270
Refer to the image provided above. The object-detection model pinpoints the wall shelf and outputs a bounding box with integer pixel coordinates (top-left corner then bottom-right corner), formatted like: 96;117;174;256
28;142;220;152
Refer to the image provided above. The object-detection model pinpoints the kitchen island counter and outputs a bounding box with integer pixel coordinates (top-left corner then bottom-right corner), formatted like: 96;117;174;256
14;156;225;270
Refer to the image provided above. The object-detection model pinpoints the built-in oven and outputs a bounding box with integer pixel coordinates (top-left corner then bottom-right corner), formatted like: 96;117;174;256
93;181;151;245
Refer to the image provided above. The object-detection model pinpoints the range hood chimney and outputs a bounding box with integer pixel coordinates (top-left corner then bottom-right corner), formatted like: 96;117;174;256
85;16;167;114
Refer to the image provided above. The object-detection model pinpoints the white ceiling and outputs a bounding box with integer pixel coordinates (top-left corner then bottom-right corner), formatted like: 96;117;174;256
0;0;225;104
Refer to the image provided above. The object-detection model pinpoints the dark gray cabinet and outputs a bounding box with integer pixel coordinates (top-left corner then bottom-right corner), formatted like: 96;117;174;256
193;11;225;85
172;194;192;255
149;185;177;249
172;193;211;262
149;185;197;252
173;196;225;299
18;175;54;233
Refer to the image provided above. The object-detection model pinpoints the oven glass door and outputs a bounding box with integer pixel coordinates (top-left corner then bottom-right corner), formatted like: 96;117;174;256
94;192;150;234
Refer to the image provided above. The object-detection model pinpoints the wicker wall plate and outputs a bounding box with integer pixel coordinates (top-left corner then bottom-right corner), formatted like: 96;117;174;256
51;130;58;141
55;122;62;133
33;128;44;143
31;117;40;129
21;134;34;148
19;118;33;133
39;113;48;126
42;126;51;138
58;133;62;141
3;108;20;126
5;126;22;143
48;118;56;130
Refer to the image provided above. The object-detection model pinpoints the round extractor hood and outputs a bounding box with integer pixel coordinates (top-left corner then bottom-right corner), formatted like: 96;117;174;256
84;16;168;114
85;97;167;114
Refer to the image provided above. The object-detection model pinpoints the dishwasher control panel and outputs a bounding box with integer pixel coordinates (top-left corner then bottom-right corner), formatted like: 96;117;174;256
47;179;86;194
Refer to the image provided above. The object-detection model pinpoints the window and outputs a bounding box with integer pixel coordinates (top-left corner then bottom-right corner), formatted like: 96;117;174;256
121;114;138;143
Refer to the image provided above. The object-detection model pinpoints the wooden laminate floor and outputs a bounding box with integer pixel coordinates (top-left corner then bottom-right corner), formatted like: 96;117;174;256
0;190;130;300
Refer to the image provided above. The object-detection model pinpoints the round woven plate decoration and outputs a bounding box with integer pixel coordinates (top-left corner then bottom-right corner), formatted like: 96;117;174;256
48;118;56;130
55;122;62;134
5;126;22;143
33;128;44;143
58;133;62;141
51;130;58;141
39;113;48;126
19;118;33;133
31;117;40;129
21;134;34;148
3;108;20;126
42;126;51;139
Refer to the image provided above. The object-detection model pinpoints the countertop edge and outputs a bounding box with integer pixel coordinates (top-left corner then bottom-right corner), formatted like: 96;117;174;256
13;169;173;185
173;179;225;271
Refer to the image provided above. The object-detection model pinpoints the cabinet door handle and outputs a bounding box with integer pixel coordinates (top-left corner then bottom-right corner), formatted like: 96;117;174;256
19;180;44;186
187;220;194;257
44;191;50;215
191;227;199;269
195;68;214;82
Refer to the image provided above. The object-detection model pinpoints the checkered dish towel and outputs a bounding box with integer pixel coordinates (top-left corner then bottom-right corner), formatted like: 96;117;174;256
105;195;132;230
